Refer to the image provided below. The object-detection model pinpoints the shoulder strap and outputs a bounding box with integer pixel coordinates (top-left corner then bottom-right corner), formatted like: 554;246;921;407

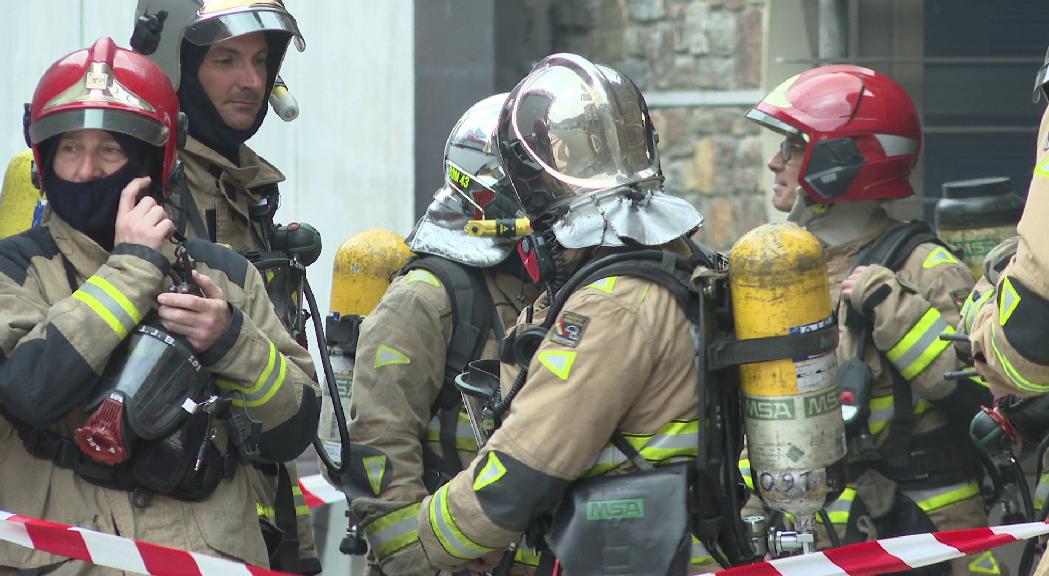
400;256;496;480
401;257;495;390
174;175;213;243
851;221;949;474
853;221;945;272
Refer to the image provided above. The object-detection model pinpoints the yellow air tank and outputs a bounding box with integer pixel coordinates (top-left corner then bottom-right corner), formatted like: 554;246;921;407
0;150;39;239
729;222;846;534
319;229;413;451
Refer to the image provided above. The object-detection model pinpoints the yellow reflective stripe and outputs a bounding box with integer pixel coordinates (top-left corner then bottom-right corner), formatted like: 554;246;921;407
1034;473;1049;510
691;535;715;566
962;289;995;334
72;290;128;338
366;503;421;559
922;246;960;269
990;329;1049;393
739;458;754;491
886;308;954;380
405;269;441;287
815;487;857;525
905;482;980;513
514;546;541;567
291;485;310;517
868;395;932;435
585;276;618;294
256;502;275;521
584;420;699;477
86;276;142;323
425;412;479;452
472;452;507;491
428;484;495;560
537;350;575;380
1035;157;1049;179
998;276;1021;326
217;341;288;407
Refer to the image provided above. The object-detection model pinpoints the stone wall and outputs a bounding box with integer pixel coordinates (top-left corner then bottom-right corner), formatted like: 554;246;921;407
544;0;769;249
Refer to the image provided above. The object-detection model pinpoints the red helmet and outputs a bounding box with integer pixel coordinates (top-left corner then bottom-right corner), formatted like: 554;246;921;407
25;37;183;196
746;65;921;204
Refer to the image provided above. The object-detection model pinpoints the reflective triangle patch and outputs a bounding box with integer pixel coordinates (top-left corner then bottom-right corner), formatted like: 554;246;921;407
968;550;1000;575
922;246;960;269
584;276;618;294
375;344;411;368
537;350;576;381
998;276;1021;327
405;269;441;287
472;452;507;492
363;455;387;496
1035;158;1049;179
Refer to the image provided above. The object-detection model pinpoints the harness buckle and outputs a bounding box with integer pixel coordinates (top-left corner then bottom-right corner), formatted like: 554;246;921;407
908;449;930;480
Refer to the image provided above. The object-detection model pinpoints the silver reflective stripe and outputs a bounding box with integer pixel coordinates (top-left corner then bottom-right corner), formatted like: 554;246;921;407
890;315;950;376
586;429;699;472
77;281;138;331
874;134;918;157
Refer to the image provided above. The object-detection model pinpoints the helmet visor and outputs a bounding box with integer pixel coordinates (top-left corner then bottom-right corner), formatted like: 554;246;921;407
185;8;305;51
30;108;169;148
1033;46;1049;103
745;108;803;138
509;64;660;198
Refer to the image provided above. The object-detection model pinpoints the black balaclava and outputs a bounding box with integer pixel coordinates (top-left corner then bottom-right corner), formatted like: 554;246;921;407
177;32;289;166
42;131;148;251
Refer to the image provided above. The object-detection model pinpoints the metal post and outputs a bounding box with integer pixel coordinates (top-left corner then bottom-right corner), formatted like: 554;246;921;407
819;0;848;61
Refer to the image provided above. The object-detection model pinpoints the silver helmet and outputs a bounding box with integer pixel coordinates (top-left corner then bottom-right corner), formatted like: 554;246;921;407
407;93;522;267
131;0;305;89
496;53;702;249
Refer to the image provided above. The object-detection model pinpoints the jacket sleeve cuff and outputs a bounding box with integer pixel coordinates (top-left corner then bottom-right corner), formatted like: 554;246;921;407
111;243;171;276
199;304;244;365
849;264;896;316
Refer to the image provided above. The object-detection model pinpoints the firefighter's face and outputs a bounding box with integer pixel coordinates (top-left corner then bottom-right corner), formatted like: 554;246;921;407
51;129;128;182
767;137;805;213
198;31;269;130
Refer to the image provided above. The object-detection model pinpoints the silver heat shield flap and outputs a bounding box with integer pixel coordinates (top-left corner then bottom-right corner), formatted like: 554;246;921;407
407;186;516;267
551;190;703;249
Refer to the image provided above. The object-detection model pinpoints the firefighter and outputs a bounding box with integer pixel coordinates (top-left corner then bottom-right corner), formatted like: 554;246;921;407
964;51;1049;576
414;54;738;574
0;38;319;573
746;65;998;575
342;94;539;575
130;2;318;570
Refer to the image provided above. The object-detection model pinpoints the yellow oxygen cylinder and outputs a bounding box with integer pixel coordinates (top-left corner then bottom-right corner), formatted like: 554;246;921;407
0;150;39;239
319;229;414;453
729;222;846;535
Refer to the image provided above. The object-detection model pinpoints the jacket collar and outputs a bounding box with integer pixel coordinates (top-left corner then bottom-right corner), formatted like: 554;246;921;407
182;135;284;191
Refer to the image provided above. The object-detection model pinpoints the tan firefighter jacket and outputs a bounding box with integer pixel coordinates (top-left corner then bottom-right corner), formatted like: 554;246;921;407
415;242;713;572
969;106;1049;399
178;136;284;249
345;264;535;575
0;215;319;571
180;135;317;567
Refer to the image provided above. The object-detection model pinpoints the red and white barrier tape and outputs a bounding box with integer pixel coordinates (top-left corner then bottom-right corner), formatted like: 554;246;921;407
298;473;344;509
712;522;1049;576
0;511;294;576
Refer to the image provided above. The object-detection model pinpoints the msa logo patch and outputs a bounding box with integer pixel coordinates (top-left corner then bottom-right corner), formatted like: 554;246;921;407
744;398;795;421
551;311;590;347
586;498;645;520
803;389;840;417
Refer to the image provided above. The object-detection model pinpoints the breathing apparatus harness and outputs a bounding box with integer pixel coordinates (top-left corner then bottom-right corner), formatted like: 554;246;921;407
174;175;343;574
0;231;263;504
458;239;765;574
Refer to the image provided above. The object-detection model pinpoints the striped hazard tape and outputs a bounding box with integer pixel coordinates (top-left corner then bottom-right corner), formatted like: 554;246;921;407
298;473;344;509
0;510;293;576
710;522;1049;576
